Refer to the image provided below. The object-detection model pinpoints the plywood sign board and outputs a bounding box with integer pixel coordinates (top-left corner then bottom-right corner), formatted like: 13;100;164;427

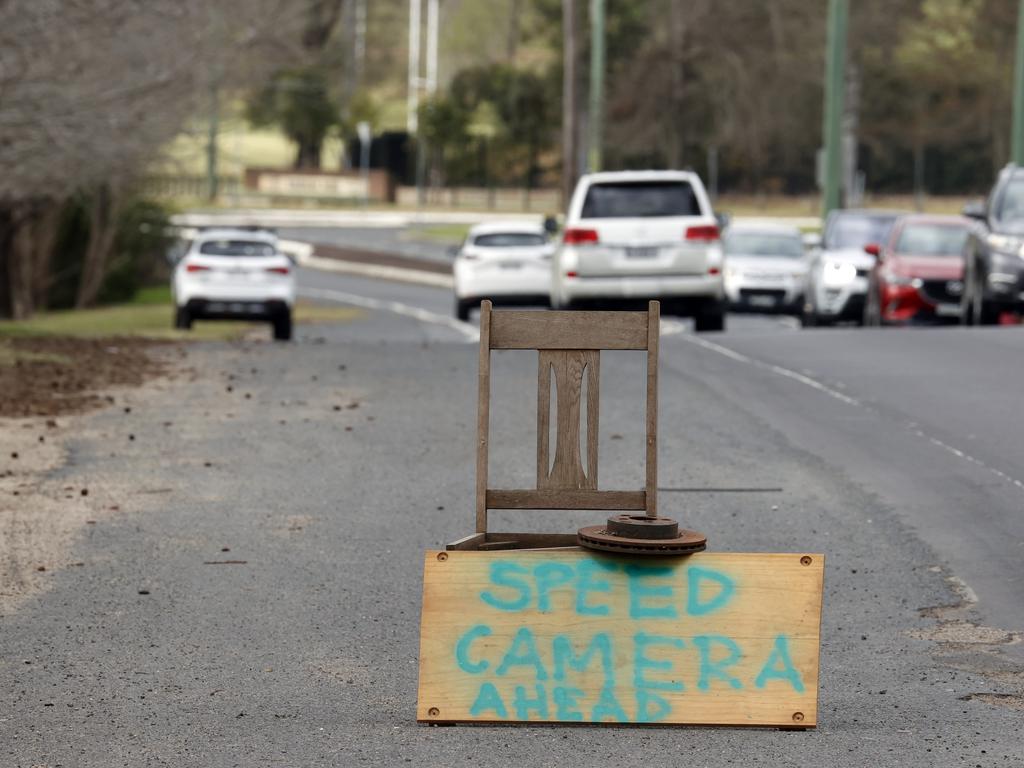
418;550;824;727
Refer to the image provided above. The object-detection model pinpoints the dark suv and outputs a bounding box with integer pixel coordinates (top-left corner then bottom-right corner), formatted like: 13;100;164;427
962;164;1024;324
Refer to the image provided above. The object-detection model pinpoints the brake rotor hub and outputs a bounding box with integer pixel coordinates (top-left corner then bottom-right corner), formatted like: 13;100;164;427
578;514;707;556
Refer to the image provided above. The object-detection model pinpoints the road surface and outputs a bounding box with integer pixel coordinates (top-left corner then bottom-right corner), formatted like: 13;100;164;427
2;265;1022;767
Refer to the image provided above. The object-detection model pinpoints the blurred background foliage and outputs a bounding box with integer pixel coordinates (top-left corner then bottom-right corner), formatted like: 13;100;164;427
2;0;1023;319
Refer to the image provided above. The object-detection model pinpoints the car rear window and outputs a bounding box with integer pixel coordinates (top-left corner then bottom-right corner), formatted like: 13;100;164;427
198;240;276;256
724;232;804;258
473;233;547;247
895;224;968;256
825;215;898;250
580;181;701;218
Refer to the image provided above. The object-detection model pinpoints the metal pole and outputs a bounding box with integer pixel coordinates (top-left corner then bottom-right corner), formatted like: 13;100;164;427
355;0;367;85
707;145;719;203
821;0;847;218
1013;0;1024;164
587;0;605;173
561;0;578;206
426;0;439;94
407;0;421;134
206;80;219;202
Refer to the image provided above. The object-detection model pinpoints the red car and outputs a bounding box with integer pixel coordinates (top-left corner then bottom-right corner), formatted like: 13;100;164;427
863;214;972;325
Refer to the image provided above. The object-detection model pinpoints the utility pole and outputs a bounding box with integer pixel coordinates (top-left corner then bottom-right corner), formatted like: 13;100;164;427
587;0;605;173
821;0;847;218
561;0;578;206
206;79;219;203
426;0;439;94
417;0;438;198
354;0;367;85
1013;0;1024;164
407;0;422;135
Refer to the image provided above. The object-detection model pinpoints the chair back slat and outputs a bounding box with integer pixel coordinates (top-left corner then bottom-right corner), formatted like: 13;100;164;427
489;310;648;350
537;350;599;490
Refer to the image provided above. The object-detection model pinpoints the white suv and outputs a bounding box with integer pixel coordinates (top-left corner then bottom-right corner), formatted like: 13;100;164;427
172;228;296;340
551;170;726;331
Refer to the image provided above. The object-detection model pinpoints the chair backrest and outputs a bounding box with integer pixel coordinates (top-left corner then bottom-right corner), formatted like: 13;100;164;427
474;300;660;535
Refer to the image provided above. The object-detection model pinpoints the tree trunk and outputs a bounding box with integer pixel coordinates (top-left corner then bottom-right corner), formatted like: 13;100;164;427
294;138;323;169
31;201;62;311
0;201;49;320
75;184;119;309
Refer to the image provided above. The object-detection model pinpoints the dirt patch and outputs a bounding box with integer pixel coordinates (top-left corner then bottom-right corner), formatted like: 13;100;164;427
912;567;1024;713
960;692;1024;710
0;336;176;417
908;618;1020;647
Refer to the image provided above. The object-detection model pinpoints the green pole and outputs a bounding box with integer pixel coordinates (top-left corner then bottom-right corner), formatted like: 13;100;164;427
206;80;220;202
588;0;605;173
821;0;847;218
1013;0;1024;164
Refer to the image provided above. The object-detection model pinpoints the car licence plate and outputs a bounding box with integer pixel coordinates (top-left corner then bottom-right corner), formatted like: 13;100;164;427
936;303;960;317
749;295;777;307
499;261;523;269
626;246;659;258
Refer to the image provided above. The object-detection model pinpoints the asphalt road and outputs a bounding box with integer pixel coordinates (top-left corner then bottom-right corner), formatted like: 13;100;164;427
3;266;1023;766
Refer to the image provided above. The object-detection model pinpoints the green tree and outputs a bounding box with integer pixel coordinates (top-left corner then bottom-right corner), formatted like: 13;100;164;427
418;95;469;186
447;63;557;187
247;67;339;169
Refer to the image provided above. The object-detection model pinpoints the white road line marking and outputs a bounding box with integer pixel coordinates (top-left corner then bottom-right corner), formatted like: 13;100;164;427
682;334;859;405
777;316;801;330
766;364;861;406
304;285;687;344
682;335;756;364
682;333;1024;495
298;286;479;341
919;431;1024;492
661;319;686;338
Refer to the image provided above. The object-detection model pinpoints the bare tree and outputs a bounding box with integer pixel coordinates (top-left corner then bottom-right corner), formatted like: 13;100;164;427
0;0;314;316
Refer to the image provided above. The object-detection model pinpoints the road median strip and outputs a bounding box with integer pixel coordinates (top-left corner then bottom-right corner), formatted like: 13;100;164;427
288;240;454;289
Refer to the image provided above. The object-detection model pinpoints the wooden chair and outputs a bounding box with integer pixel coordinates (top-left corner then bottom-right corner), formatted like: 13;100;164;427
448;299;660;551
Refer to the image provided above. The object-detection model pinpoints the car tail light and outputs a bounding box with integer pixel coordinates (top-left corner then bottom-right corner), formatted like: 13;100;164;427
708;266;720;275
565;270;579;278
185;263;210;273
563;227;599;245
265;266;290;275
685;225;720;242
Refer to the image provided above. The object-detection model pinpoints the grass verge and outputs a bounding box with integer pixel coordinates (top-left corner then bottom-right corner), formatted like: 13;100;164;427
0;285;361;341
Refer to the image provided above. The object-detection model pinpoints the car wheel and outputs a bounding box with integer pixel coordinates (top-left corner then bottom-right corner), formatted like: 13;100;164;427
174;306;192;330
455;299;472;322
800;301;819;327
694;300;726;333
273;310;293;341
972;279;997;326
864;289;882;327
960;283;974;326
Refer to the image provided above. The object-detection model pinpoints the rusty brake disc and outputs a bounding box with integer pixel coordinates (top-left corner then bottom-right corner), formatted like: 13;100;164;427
578;513;707;556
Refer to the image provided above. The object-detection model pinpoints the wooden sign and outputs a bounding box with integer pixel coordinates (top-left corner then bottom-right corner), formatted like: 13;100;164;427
418;550;824;727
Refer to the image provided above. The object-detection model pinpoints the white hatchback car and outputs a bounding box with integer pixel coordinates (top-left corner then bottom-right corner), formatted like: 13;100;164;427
172;228;296;340
453;222;554;321
551;170;726;331
723;223;809;314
